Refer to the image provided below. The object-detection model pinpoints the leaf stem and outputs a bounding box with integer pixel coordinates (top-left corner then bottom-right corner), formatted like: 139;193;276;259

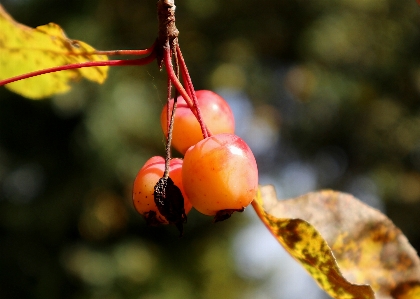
0;52;156;86
92;42;156;56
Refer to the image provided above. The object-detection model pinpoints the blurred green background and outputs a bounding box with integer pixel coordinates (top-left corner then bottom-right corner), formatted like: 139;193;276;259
1;0;420;298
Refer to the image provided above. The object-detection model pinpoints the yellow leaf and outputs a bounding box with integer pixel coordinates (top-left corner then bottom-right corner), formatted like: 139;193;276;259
253;186;374;299
253;185;420;299
0;4;109;99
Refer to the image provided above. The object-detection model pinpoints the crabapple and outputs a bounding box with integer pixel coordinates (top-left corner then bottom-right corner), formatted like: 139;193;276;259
182;133;258;220
161;90;235;154
132;156;192;226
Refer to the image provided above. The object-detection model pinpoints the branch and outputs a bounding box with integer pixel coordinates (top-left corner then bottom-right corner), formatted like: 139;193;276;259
156;0;179;67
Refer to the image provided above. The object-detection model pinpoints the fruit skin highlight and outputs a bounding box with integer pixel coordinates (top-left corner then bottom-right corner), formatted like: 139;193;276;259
132;156;192;224
161;90;235;154
182;133;258;217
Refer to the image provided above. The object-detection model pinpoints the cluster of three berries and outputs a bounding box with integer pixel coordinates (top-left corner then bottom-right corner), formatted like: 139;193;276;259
132;90;259;224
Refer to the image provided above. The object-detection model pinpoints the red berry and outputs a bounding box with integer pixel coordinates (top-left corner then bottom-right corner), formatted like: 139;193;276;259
132;156;192;225
182;133;258;219
161;90;235;154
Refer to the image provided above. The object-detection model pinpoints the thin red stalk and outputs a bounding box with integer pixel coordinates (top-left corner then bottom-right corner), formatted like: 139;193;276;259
176;45;209;138
178;60;193;102
180;70;193;100
177;60;193;101
176;45;195;100
164;48;194;111
165;48;208;139
0;52;156;86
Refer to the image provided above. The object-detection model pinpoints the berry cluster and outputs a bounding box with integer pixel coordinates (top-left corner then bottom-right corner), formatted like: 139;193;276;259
0;1;259;236
132;90;259;234
0;0;258;234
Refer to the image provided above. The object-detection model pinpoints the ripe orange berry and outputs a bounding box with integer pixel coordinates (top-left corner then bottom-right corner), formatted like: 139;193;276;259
132;156;192;225
161;90;235;154
182;133;258;219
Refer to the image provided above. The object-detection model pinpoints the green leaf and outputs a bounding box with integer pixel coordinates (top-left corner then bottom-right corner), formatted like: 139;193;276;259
253;185;420;299
0;4;109;99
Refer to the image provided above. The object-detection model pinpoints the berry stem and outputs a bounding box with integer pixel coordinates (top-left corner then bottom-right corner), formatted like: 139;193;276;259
176;44;209;138
164;76;174;177
164;47;209;139
164;47;180;179
0;52;156;86
164;47;193;108
163;85;174;179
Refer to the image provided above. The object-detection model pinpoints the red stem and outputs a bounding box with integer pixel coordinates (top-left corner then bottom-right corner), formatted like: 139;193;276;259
164;48;194;110
176;45;209;138
0;52;156;86
164;47;208;139
176;45;194;100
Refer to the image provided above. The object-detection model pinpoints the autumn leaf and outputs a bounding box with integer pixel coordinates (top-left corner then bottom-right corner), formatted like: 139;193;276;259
0;4;109;99
253;185;420;299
